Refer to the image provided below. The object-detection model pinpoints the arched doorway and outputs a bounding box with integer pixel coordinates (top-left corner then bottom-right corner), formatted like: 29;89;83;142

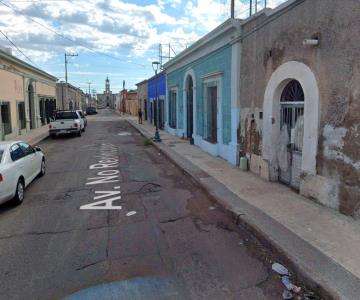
185;75;194;139
262;61;319;187
28;84;35;129
278;80;304;188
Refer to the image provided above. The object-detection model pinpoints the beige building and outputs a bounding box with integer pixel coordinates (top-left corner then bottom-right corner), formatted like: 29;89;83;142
125;90;138;116
0;48;57;141
56;82;82;110
136;80;148;120
238;0;360;216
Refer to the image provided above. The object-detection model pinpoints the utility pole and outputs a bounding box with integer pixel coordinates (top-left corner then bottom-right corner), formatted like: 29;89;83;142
86;81;92;106
87;82;91;96
64;52;78;110
231;0;235;18
159;44;162;69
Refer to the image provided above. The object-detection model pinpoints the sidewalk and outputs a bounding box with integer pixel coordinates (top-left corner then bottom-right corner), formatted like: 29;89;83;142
126;116;360;300
15;125;49;146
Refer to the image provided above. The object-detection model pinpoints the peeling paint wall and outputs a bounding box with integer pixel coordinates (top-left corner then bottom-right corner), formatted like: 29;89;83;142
239;0;360;216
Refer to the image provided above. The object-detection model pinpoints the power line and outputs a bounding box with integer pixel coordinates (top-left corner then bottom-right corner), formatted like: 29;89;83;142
0;0;150;68
10;0;69;2
0;29;40;67
11;0;69;3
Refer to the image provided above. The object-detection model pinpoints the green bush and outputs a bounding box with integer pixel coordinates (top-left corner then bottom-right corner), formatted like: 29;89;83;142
144;139;152;146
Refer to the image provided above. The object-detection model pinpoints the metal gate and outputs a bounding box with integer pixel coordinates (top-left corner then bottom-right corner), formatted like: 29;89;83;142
279;80;305;189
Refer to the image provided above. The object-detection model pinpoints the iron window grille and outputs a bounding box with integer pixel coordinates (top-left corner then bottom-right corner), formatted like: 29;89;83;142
18;102;26;130
1;102;12;135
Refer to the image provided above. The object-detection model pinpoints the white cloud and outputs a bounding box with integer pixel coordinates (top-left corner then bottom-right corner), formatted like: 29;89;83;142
158;0;182;9
0;0;286;68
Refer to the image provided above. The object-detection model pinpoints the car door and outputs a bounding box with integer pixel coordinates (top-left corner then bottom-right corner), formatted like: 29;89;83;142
19;142;39;182
0;146;15;201
77;112;84;129
9;143;29;184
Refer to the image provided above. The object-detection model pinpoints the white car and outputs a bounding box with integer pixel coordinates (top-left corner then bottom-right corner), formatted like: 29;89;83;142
49;111;84;137
0;141;45;205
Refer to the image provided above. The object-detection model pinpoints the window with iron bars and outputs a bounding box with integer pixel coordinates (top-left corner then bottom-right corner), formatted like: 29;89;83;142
1;102;12;135
18;102;26;130
203;83;218;144
168;90;177;129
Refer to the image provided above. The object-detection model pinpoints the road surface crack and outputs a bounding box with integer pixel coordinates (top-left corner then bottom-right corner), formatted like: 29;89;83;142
76;259;106;271
0;229;74;240
216;222;236;233
137;183;162;193
0;225;110;241
159;215;190;224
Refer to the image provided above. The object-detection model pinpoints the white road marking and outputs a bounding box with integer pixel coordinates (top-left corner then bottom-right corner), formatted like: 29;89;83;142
118;132;132;136
126;211;137;217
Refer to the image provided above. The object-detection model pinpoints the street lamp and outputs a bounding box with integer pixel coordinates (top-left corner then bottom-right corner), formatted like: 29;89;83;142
152;61;161;142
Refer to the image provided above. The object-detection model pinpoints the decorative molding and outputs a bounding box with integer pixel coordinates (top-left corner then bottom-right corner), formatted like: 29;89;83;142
201;71;224;80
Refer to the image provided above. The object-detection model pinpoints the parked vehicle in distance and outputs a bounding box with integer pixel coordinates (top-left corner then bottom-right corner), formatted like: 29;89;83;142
49;110;84;138
86;107;97;115
0;141;45;205
76;110;87;128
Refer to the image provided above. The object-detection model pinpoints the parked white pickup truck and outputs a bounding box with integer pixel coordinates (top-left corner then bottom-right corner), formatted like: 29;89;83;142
49;110;85;138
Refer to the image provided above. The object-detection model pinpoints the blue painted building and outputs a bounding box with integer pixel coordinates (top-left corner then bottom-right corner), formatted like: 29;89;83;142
147;72;166;128
163;19;242;165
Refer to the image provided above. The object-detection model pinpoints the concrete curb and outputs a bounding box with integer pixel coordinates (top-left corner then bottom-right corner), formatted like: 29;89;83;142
27;132;49;146
127;119;360;300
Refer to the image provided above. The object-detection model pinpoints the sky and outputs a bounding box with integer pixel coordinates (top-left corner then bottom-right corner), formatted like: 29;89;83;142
0;0;286;94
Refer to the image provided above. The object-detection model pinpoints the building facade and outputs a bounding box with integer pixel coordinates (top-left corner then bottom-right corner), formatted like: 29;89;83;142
136;80;148;120
120;89;138;115
238;0;360;216
125;90;138;115
0;48;57;141
56;82;82;110
148;72;166;129
164;19;241;165
97;77;116;109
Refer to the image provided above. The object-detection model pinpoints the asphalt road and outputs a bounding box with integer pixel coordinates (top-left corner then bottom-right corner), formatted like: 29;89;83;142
0;109;284;300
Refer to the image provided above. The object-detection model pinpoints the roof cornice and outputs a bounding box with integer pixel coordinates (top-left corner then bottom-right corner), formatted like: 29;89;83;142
0;48;58;81
164;18;242;70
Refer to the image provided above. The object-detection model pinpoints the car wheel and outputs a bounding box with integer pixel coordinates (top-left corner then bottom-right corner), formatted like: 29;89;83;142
82;126;85;132
77;129;82;137
39;159;46;177
13;179;25;205
51;134;56;139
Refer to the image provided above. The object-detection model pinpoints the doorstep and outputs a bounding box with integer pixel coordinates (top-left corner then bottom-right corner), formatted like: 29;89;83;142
125;115;360;300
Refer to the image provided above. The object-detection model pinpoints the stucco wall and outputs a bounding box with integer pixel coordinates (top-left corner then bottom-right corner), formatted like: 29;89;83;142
136;81;148;115
126;92;138;115
239;0;360;216
37;81;56;97
0;70;24;133
166;45;232;144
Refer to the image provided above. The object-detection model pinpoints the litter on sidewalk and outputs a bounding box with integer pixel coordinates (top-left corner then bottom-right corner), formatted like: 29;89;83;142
282;289;293;299
272;262;289;276
282;276;301;293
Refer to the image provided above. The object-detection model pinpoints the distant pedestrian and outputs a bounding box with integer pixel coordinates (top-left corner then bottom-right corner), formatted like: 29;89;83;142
138;108;143;124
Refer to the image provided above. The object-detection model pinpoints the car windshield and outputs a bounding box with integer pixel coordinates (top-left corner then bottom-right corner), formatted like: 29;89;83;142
55;112;78;120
